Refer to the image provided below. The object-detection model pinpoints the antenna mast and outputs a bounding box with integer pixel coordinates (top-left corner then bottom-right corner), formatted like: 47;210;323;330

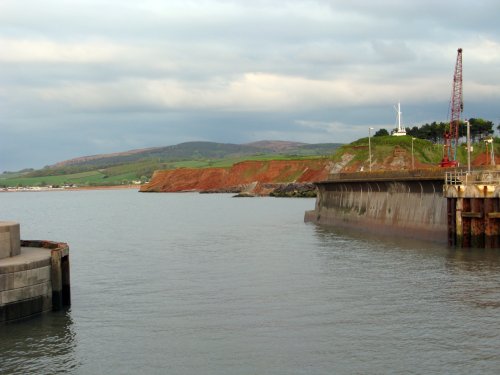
392;102;406;136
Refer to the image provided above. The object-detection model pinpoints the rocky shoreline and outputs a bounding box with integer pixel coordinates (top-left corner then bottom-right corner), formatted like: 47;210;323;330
269;183;317;197
200;182;317;198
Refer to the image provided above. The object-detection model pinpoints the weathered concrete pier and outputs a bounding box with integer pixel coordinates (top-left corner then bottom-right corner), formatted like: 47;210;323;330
305;169;500;247
444;170;500;248
0;222;70;323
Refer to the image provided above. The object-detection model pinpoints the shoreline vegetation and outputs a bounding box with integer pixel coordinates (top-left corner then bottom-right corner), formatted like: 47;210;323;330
0;181;317;198
1;185;140;192
3;133;499;196
0;141;341;191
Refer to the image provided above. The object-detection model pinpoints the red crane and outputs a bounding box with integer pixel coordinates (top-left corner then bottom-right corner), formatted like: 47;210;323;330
440;48;463;168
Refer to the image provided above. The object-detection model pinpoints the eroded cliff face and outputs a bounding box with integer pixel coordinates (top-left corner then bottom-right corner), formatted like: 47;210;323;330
140;143;473;194
139;159;332;193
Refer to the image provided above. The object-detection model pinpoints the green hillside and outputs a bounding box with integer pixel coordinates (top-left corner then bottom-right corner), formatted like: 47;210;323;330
333;135;500;170
0;141;342;188
4;135;496;188
338;136;443;165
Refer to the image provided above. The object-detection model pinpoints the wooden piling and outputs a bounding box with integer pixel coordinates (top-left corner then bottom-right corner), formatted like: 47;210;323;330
462;198;471;248
491;198;500;248
469;198;483;247
444;171;500;248
50;249;63;311
61;255;71;306
447;198;457;247
484;198;494;248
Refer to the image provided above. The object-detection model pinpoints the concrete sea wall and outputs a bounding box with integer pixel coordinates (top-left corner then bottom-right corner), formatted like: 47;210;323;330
0;221;20;258
0;248;52;322
305;176;448;244
0;235;70;323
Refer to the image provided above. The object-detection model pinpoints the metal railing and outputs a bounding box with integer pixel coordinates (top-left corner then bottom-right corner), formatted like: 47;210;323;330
445;170;500;186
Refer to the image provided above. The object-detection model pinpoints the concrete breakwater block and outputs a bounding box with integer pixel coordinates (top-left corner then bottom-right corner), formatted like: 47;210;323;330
0;222;20;260
0;247;53;323
1;240;70;323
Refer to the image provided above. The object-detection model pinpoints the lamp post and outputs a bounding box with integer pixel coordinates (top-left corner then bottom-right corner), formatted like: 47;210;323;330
466;120;471;174
486;138;494;166
368;127;374;172
411;137;416;170
492;140;496;166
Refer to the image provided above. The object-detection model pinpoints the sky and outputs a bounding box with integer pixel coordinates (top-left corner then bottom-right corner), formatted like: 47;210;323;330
1;0;499;171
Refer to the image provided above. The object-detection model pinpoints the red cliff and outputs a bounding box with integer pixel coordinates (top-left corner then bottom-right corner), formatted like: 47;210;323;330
140;159;332;193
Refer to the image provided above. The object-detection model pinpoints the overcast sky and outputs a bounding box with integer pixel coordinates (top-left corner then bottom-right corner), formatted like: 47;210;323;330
1;0;499;171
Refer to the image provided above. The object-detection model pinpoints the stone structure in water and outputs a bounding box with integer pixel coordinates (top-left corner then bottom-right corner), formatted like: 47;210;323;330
0;222;70;323
305;170;447;244
444;170;500;248
306;168;500;248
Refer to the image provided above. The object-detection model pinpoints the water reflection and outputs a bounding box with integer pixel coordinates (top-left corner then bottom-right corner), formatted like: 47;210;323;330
1;192;499;374
311;224;447;254
445;248;500;309
312;224;500;312
445;248;500;273
0;309;80;374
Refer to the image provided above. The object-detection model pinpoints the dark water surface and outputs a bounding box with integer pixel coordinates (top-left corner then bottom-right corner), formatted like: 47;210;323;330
0;190;499;374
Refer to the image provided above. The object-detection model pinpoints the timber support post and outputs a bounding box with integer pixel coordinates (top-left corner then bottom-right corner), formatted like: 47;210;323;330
43;241;71;311
444;170;500;248
47;242;71;311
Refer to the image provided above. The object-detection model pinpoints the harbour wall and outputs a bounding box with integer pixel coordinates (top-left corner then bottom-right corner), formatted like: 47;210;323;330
305;172;448;244
0;225;70;324
443;170;500;248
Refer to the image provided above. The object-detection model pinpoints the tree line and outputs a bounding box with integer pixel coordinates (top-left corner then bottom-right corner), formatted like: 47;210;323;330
374;118;497;143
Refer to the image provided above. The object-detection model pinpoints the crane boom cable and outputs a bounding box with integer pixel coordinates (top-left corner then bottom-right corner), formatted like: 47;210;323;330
440;48;463;168
450;48;463;160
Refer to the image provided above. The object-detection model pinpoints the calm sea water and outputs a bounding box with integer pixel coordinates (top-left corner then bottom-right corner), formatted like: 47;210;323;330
0;190;499;374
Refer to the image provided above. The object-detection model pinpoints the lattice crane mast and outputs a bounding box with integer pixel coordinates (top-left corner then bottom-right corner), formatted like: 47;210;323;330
440;48;463;167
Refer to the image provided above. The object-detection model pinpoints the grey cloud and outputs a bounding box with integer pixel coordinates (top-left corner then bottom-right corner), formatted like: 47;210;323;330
371;40;416;63
0;0;499;170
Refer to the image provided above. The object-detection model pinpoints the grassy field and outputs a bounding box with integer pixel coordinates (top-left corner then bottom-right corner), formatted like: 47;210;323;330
340;135;491;165
0;170;133;187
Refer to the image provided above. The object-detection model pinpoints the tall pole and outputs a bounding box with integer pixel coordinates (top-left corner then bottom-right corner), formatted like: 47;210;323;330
492;142;496;166
466;120;471;173
485;140;489;165
412;137;416;170
397;102;402;132
485;138;494;166
490;138;495;166
369;127;374;172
